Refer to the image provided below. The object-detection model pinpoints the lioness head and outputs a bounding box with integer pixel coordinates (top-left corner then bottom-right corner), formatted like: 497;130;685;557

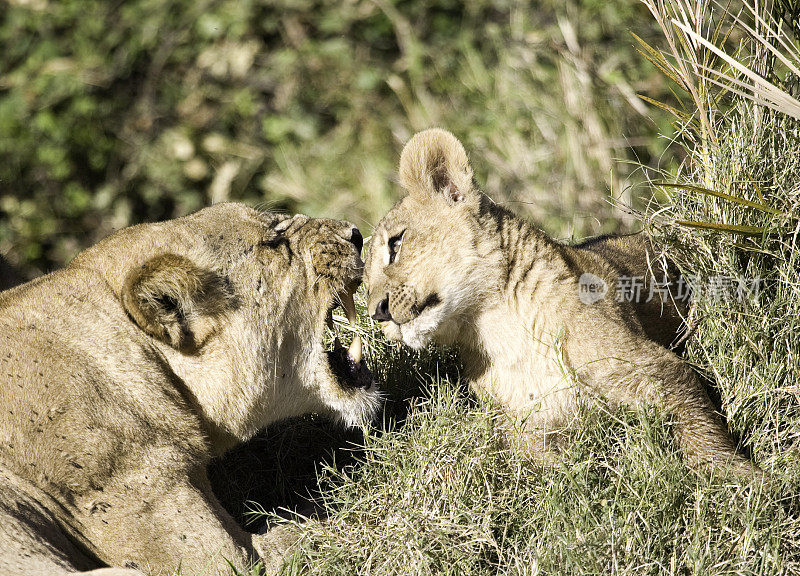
365;129;504;349
72;203;381;447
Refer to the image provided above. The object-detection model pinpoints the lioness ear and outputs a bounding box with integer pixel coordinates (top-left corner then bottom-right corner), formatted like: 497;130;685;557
121;254;235;352
398;128;474;204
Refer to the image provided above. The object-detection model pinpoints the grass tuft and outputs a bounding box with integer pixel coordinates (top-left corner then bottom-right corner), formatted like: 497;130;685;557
272;381;796;575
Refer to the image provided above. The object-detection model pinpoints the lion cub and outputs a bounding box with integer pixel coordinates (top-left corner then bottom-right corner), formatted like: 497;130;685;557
366;128;757;476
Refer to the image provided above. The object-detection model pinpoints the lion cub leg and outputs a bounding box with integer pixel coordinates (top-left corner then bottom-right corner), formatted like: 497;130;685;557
568;329;759;477
478;382;580;467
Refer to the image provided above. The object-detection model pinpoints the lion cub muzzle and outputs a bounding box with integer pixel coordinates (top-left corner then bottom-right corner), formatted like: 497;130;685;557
371;286;441;326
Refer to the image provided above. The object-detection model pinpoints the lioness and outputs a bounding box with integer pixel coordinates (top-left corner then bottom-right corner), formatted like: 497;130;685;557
0;203;380;575
366;128;756;476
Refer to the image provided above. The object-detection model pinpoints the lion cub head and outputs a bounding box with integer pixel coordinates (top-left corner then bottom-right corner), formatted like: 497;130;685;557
72;203;380;449
366;129;503;349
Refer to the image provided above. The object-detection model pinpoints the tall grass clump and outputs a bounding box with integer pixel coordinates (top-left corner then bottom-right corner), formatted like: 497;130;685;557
637;0;800;476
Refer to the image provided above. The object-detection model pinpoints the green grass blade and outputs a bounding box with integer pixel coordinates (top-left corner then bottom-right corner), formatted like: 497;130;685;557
638;95;694;122
675;220;769;236
656;181;785;214
632;33;688;87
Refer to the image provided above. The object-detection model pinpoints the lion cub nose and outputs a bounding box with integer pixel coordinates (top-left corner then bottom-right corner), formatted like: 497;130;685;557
349;228;363;253
372;297;392;322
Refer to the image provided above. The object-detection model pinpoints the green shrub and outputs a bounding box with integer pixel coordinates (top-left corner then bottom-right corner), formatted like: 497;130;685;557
0;0;672;276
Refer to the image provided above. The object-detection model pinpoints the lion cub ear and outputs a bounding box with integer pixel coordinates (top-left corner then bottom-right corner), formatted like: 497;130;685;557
121;254;235;353
398;128;475;204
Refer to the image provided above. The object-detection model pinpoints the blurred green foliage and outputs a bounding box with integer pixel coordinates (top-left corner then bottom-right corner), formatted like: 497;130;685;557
0;0;674;276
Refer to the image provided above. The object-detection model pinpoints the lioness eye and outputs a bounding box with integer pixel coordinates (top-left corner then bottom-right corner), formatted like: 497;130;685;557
388;231;404;264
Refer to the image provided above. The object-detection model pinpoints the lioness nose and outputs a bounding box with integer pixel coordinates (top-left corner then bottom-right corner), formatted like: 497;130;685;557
372;297;392;322
349;228;363;253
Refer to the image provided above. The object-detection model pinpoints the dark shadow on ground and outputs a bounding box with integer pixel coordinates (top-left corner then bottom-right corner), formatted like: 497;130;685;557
209;343;464;532
209;415;365;530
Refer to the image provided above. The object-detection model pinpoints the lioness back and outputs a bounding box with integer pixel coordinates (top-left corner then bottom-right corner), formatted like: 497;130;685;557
365;128;757;477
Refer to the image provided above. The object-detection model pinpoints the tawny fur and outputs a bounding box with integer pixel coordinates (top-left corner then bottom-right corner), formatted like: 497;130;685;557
366;128;757;476
0;204;380;576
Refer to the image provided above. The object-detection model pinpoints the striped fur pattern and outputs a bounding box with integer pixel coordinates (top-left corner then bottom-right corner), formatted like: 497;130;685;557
366;128;757;476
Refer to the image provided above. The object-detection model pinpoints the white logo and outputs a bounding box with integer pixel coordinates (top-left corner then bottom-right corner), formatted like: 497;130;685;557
578;273;608;305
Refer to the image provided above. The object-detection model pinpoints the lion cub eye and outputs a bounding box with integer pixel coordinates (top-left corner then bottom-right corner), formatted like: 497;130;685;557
388;231;404;264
